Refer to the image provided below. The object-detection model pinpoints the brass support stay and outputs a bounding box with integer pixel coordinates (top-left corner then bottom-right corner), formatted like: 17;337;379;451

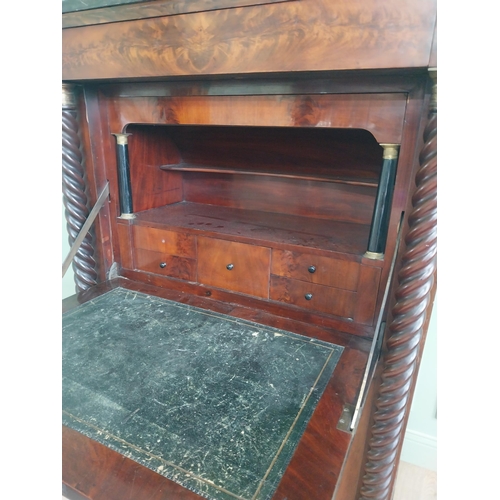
62;182;110;278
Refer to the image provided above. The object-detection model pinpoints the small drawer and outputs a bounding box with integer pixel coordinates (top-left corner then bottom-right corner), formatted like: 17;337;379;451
135;249;196;281
197;237;270;298
270;275;356;319
271;249;360;291
132;225;196;258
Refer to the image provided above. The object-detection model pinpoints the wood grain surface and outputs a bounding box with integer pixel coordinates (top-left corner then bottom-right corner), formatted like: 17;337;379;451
107;94;407;145
62;0;436;80
197;236;271;298
129;202;372;257
132;225;196;257
63;0;293;28
271;249;361;290
126;125;183;213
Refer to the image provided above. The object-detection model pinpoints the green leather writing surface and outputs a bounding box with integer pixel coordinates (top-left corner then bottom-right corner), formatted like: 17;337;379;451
63;0;149;13
63;288;343;499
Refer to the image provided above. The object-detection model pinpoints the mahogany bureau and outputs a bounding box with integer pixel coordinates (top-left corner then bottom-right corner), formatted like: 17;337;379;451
62;1;437;499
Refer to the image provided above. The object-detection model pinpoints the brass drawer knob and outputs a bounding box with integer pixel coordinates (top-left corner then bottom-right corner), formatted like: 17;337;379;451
226;263;234;270
308;265;316;273
305;293;313;300
159;262;167;269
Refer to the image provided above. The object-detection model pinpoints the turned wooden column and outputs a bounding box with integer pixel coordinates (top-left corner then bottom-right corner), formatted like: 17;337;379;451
62;83;98;293
359;72;437;500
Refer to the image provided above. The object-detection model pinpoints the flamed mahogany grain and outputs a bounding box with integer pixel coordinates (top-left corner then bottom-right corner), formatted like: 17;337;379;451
271;249;361;290
62;0;436;80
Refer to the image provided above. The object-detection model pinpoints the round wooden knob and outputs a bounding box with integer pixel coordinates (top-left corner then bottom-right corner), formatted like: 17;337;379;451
226;264;234;270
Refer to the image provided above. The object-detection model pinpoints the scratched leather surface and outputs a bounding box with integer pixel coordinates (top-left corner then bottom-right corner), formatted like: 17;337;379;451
62;287;343;500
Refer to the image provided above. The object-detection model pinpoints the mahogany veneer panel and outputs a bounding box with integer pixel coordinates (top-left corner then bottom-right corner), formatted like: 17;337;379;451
270;275;356;319
132;225;196;257
134;248;197;281
63;426;205;500
197;236;271;298
62;0;436;79
271;249;360;290
108;94;406;145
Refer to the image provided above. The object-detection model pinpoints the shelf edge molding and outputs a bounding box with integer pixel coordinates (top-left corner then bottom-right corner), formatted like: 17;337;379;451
159;163;379;187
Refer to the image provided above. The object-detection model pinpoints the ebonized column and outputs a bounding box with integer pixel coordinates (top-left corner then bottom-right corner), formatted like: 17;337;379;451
359;72;437;500
62;83;98;292
112;133;135;219
365;144;399;259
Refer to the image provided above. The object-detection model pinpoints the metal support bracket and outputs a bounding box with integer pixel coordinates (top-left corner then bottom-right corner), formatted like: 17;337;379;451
337;404;355;432
350;213;404;430
62;182;110;278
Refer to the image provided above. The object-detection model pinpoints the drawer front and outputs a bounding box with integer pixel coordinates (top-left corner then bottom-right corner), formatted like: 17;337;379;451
132;225;196;258
271;249;360;291
270;275;356;319
197;237;270;298
135;249;196;281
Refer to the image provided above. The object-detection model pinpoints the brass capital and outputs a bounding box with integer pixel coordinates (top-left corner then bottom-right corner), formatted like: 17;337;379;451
429;68;437;112
112;133;132;145
380;144;400;160
62;83;77;109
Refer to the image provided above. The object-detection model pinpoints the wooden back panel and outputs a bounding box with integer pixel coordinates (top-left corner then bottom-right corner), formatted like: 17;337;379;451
170;126;382;180
126;124;379;223
183;173;377;224
127;125;184;212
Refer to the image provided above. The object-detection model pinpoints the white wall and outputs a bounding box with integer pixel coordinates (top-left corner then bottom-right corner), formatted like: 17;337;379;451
400;295;437;471
62;199;77;299
62;202;437;470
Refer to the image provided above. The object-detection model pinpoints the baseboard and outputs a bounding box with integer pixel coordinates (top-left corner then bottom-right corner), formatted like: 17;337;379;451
400;429;437;472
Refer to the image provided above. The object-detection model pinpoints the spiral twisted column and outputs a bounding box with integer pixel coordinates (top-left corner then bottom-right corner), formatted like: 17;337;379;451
62;83;98;293
359;74;437;500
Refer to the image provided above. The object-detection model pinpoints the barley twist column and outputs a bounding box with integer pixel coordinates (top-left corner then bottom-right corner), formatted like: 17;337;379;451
359;72;437;500
62;83;98;293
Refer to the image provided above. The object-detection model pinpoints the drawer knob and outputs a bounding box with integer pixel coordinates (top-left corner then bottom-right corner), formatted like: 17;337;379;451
159;262;167;269
305;293;313;300
308;265;316;274
226;263;234;270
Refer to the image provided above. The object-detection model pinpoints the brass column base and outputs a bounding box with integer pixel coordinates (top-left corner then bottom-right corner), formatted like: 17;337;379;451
363;251;384;260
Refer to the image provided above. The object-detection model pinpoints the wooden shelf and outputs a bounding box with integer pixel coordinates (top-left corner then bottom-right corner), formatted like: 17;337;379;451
159;163;379;187
132;202;371;258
